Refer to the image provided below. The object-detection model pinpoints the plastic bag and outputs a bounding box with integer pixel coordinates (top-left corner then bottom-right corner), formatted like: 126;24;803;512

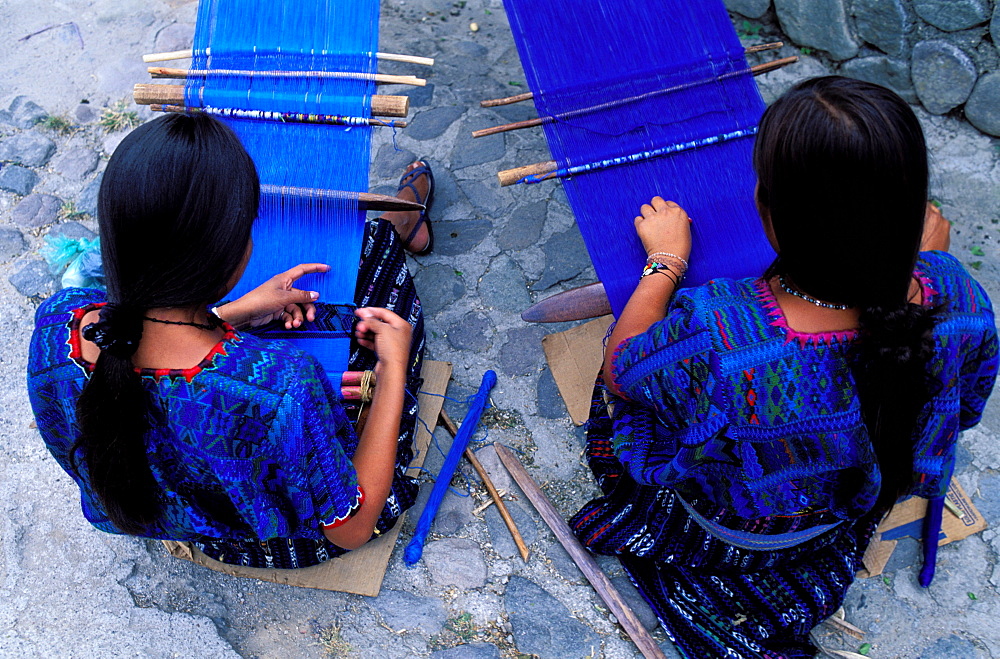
39;234;104;290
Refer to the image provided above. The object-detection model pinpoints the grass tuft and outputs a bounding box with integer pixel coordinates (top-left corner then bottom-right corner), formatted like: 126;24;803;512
99;100;140;133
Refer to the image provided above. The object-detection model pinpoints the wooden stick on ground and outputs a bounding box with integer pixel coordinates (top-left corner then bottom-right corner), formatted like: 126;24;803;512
476;56;799;140
438;410;530;562
133;84;410;118
148;67;426;87
479;43;787;107
143;48;435;66
493;443;667;659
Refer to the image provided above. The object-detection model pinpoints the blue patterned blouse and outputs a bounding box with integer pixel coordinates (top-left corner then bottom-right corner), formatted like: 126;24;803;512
27;287;363;541
609;251;998;525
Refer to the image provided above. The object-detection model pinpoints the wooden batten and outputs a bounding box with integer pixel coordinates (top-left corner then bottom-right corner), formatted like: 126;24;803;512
497;160;556;187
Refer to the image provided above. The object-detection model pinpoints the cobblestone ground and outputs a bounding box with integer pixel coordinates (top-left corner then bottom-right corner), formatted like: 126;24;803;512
2;1;999;658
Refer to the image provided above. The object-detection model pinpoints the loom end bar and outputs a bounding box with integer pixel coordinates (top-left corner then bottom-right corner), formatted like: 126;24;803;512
751;55;799;76
374;94;410;118
375;51;434;66
142;48;433;66
143;48;193;63
498;161;556;187
148;67;187;79
134;83;184;106
472;117;544;138
521;282;611;323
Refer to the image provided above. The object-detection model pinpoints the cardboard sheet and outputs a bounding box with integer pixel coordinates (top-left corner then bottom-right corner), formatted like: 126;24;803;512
859;477;986;578
542;315;613;425
163;359;452;596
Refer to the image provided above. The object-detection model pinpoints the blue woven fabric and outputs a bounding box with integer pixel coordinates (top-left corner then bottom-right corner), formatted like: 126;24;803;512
502;0;775;315
570;251;998;657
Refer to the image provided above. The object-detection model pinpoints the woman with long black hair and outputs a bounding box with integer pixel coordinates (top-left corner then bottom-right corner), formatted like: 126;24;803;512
569;76;998;657
28;112;429;568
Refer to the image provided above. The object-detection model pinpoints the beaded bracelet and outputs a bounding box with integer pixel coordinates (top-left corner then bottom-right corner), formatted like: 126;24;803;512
646;251;689;271
640;261;681;285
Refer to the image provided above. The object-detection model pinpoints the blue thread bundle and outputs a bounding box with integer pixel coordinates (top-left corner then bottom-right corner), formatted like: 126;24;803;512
188;0;379;378
502;0;776;315
404;371;498;566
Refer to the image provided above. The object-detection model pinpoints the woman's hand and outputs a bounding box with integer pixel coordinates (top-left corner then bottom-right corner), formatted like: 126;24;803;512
921;202;951;253
353;307;412;375
217;263;330;329
635;197;692;263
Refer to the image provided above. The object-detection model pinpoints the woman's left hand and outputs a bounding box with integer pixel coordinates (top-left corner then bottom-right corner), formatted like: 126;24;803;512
216;263;330;329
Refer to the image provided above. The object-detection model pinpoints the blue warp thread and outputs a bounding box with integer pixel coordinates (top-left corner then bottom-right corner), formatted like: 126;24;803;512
501;0;776;316
404;371;498;566
188;0;379;378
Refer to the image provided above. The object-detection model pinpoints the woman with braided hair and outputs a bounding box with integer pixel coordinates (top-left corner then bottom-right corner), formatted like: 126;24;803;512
27;112;427;569
569;76;998;657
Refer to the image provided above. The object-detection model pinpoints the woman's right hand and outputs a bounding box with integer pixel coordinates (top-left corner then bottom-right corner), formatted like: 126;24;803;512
353;307;412;374
635;197;692;263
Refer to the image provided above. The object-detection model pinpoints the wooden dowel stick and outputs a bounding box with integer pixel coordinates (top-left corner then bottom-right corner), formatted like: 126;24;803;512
477;56;799;140
143;48;435;66
148;66;426;87
521;281;610;323
150;104;408;129
258;185;424;212
493;443;667;659
498;161;557;187
133;84;410;117
438;410;530;562
479;44;787;107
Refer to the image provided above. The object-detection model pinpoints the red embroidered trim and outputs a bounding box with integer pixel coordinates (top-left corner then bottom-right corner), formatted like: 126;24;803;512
67;302;239;382
322;486;365;529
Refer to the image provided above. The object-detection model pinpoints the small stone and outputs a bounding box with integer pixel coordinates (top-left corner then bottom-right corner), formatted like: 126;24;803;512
497;201;545;251
0;227;28;262
367;589;448;636
75;103;98;124
498;326;546;377
77;175;102;217
965;71;1000;137
374;143;417;179
852;0;907;56
50;221;97;241
841;56;917;104
469;22;479;32
430;643;501;659
536;368;567;419
9;260;58;297
434;218;492;256
610;576;660;631
409;106;465;142
424;538;487;588
0;164;39;196
478;257;530;312
918;634;983;659
51;148;100;180
447;312;494;352
451;118;506;170
911;40;978;114
413;264;466;316
774;0;858;60
5;96;47;129
503;577;600;658
484;502;537;559
432;489;476;535
914;0;989;32
11;193;61;228
531;227;590;291
724;0;770;19
154;22;195;53
0;132;56;167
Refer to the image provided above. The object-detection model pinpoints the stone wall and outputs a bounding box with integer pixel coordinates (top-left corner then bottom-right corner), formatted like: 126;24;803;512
726;0;1000;137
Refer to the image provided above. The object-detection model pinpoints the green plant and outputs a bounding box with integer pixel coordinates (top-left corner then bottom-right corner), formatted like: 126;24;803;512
799;46;814;55
316;624;353;658
99;100;140;133
39;114;76;135
737;20;762;38
57;201;88;221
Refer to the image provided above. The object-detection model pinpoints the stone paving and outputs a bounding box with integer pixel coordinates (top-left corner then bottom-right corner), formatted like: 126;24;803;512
2;1;1000;658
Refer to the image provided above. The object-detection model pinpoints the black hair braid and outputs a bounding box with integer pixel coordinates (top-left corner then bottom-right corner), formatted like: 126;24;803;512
852;301;939;514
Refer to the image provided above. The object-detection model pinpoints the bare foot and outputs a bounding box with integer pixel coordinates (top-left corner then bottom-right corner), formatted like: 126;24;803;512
384;161;431;254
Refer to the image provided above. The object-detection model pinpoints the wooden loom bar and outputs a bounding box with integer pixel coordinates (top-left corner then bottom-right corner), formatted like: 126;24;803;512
479;43;787;107
143;48;435;66
498;161;557;187
259;185;424;212
148;66;426;87
493;443;667;659
476;56;799;139
150;104;408;129
438;410;530;562
133;84;411;118
521;281;610;323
